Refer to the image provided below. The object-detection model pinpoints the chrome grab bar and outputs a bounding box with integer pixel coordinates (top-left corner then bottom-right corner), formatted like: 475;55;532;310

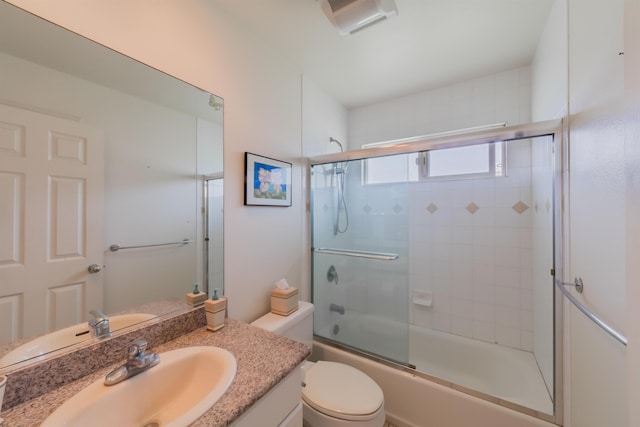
555;278;627;347
109;238;192;252
313;248;398;261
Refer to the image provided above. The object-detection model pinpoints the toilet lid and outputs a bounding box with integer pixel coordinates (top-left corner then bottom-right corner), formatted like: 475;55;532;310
302;361;384;421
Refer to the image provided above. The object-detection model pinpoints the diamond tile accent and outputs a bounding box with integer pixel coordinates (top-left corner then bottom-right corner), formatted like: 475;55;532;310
363;204;372;214
466;202;480;214
512;201;529;214
426;203;438;214
392;204;403;214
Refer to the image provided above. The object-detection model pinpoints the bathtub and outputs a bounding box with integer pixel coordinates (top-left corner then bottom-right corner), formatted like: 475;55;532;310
313;314;556;427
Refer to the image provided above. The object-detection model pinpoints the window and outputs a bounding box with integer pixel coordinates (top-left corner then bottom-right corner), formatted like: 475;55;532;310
362;141;505;184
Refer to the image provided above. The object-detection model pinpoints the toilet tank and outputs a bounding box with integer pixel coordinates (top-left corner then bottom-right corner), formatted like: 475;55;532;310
251;301;314;348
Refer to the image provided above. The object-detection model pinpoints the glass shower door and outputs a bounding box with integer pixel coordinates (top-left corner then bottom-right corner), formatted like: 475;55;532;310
311;155;410;365
309;121;563;423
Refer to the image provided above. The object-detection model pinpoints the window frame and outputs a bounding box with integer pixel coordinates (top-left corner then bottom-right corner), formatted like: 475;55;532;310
361;140;507;185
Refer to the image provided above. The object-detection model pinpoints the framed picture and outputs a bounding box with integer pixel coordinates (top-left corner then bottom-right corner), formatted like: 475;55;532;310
244;152;292;207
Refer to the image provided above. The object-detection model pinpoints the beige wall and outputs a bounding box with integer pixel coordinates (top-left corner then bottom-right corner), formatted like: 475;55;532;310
5;0;306;323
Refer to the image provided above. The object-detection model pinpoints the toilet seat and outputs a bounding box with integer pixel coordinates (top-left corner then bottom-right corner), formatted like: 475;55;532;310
302;361;384;422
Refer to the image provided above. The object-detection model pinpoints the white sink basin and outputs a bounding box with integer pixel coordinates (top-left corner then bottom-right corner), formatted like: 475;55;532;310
0;313;155;367
41;346;237;427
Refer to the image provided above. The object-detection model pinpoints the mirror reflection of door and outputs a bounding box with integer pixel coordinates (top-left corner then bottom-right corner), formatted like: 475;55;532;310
0;104;104;345
204;175;224;297
0;2;224;364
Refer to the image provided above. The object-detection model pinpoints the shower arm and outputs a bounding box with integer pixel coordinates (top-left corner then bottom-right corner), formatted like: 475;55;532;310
329;137;344;152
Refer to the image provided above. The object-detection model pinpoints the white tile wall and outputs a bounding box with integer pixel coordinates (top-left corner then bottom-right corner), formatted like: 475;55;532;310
342;67;538;352
398;140;534;351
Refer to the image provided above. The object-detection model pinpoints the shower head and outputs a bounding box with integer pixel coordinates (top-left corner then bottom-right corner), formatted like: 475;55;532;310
329;137;344;152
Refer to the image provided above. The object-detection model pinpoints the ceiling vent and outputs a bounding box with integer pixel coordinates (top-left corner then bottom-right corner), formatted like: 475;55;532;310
320;0;398;36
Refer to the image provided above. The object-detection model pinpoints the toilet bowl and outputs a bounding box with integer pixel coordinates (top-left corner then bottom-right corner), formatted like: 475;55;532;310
251;301;385;427
301;361;385;427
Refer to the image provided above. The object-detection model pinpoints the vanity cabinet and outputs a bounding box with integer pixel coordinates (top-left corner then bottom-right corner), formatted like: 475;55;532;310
230;366;303;427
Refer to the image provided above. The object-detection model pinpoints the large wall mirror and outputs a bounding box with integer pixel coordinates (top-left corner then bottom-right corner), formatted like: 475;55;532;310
0;1;224;371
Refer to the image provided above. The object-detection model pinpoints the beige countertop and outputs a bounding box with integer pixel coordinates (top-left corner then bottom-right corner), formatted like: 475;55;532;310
0;319;310;427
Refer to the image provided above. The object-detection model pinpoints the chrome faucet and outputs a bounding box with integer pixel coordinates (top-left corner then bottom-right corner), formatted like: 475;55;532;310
88;309;111;338
104;339;160;386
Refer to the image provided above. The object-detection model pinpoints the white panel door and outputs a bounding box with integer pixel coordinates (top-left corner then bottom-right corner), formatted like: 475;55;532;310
0;104;104;345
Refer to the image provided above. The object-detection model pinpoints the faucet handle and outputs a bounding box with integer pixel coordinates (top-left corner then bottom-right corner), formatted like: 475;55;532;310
128;339;148;358
89;309;107;322
88;309;111;338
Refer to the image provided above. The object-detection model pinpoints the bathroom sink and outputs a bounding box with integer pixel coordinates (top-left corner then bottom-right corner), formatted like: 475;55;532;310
0;313;155;367
41;346;237;427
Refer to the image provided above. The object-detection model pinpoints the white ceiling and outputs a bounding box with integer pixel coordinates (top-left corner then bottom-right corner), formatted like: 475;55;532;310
209;0;554;109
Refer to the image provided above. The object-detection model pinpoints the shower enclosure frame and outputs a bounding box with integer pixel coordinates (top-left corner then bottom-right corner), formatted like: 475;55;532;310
308;118;566;425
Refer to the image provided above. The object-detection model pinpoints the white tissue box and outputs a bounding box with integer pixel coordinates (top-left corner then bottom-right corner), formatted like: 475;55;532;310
270;287;298;316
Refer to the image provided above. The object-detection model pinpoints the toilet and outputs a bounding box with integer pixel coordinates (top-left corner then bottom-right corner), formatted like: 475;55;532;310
251;301;386;427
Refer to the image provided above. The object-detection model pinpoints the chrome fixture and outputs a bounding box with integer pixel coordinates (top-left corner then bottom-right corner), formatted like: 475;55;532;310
87;264;102;274
109;238;192;252
327;265;339;285
315;247;399;261
555;278;627;346
105;339;160;386
88;309;111;338
329;137;350;235
330;303;345;315
329;137;344;152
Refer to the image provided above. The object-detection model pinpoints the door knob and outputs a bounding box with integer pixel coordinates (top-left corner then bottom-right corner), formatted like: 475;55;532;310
88;264;102;274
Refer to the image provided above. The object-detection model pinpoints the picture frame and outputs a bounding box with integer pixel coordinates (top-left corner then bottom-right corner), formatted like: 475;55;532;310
244;152;292;207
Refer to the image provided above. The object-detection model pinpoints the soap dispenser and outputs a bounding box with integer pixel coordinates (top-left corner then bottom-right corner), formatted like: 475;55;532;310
185;282;207;307
205;288;227;331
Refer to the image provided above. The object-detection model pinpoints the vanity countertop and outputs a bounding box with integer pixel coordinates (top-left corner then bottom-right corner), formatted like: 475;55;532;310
0;319;310;427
